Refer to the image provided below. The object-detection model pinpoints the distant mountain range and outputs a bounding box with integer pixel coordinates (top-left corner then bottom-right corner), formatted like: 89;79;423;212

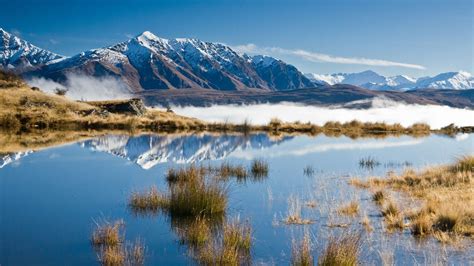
305;70;474;91
1;28;472;92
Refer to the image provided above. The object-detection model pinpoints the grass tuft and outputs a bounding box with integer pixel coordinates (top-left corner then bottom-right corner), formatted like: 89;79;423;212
92;220;124;248
129;186;168;215
372;190;386;205
291;231;313;266
250;158;269;178
318;231;362;266
337;201;360;216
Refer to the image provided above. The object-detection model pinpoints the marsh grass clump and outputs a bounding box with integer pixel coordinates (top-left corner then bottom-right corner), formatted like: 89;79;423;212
372;190;386;205
92;220;125;248
410;212;433;236
318;231;362;266
434;212;462;233
217;162;248;181
381;201;400;217
178;216;212;247
91;220;145;266
361;215;373;232
250;158;269;178
291;231;313;266
98;240;145;266
450;155;474;173
223;218;252;253
168;173;227;218
337;201;360;216
196;218;252;265
166;164;207;184
129;186;168;215
285;195;313;225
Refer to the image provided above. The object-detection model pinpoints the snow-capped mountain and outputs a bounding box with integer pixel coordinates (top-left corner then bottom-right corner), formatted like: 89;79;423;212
26;31;314;91
0;28;64;71
415;71;474;90
80;133;292;169
305;70;473;91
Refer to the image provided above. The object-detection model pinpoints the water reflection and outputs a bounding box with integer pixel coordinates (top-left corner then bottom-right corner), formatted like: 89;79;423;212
80;133;292;169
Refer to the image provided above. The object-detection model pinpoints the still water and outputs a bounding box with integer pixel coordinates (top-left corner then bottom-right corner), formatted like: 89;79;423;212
1;133;473;265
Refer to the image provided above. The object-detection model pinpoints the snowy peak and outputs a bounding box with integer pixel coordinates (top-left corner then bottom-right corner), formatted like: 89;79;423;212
32;30;315;91
415;71;474;90
306;70;473;91
0;28;64;70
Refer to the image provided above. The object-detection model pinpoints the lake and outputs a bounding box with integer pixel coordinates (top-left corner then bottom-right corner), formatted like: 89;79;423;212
1;132;473;265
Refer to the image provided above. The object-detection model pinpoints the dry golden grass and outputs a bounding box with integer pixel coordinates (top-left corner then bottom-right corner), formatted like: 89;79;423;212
372;190;386;205
291;231;313;266
98;240;145;266
349;156;474;241
223;218;252;253
0;86;205;132
285;195;313;225
337;201;360;216
318;231;362;266
177;216;211;247
92;220;125;248
91;220;145;266
129;186;168;215
361;215;373;232
195;218;252;265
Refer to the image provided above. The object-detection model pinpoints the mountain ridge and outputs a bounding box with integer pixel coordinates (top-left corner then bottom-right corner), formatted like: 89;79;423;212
5;30;314;91
306;70;474;91
1;28;472;93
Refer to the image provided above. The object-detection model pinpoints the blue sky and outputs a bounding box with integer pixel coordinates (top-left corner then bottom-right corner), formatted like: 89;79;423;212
1;0;472;77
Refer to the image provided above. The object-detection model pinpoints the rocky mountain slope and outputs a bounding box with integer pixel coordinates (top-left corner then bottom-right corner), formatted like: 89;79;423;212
0;29;313;91
0;28;64;71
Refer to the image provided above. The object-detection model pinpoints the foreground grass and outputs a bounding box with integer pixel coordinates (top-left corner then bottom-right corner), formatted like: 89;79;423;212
318;231;362;266
350;155;474;241
291;231;313;266
91;220;145;266
196;217;252;265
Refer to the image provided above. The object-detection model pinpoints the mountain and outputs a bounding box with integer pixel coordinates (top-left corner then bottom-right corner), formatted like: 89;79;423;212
305;70;473;91
80;133;291;169
24;31;314;91
0;28;64;71
249;55;314;90
415;71;474;90
139;85;474;109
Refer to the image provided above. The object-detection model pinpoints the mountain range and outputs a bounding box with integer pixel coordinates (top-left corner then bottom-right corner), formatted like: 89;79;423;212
305;70;474;91
1;28;472;92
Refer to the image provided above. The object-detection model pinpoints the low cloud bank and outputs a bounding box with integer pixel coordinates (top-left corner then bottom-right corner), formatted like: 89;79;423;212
27;74;131;101
170;100;474;129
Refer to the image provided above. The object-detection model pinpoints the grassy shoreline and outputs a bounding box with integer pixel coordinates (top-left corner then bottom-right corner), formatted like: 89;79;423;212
1;80;473;151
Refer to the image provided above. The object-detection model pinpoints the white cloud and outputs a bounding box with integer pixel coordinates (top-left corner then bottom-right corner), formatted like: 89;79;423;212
27;74;131;101
170;100;474;129
232;43;425;70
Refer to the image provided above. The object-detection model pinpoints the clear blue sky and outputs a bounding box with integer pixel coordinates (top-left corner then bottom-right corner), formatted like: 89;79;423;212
1;0;472;77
